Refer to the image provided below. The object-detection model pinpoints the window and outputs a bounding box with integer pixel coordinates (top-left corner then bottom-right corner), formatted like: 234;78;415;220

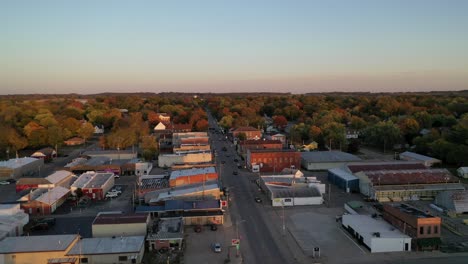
434;226;438;234
419;226;424;235
119;256;128;261
427;226;431;234
284;198;292;202
80;258;88;263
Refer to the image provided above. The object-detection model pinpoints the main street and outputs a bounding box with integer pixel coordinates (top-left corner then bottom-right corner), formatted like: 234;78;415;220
207;112;296;264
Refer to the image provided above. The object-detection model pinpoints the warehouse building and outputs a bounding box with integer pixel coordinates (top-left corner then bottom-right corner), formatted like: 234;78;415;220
0;234;79;264
346;161;426;174
92;213;150;238
399;151;441;167
328;168;359;193
66;236;145;264
0;204;29;240
169;167;218;187
383;203;442;250
0;157;44;180
301;151;361;171
259;174;325;206
82;149;138;160
355;169;464;202
70;172;115;200
342;214;412;253
435;190;468;215
16;170;75;192
147;182;220;204
137;175;169;199
21;186;70;215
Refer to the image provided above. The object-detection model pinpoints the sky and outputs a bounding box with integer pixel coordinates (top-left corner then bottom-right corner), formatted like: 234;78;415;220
1;0;467;94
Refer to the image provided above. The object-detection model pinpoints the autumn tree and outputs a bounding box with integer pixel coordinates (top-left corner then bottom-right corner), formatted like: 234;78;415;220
77;122;95;144
195;119;209;131
140;135;158;161
273;115;288;130
363;121;401;153
322;122;347;150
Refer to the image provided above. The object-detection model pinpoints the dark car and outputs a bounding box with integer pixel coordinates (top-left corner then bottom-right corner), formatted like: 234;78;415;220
234;159;238;162
222;147;227;151
233;171;238;175
6;179;16;184
221;160;226;164
194;225;202;233
37;217;56;226
254;197;262;203
210;224;218;231
31;222;49;230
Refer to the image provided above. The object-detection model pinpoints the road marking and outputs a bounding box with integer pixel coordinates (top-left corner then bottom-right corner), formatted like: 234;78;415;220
339;227;367;254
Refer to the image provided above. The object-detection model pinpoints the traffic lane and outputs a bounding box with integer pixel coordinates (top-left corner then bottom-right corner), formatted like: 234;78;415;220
226;167;287;264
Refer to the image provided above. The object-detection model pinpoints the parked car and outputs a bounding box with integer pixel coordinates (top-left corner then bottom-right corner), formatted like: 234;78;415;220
6;179;16;184
222;147;227;151
210;224;218;231
233;171;238;175
234;158;239;162
212;243;222;253
37;217;56;226
31;222;49;230
254;197;262;203
0;181;10;185
110;188;122;194
106;192;118;198
194;225;202;233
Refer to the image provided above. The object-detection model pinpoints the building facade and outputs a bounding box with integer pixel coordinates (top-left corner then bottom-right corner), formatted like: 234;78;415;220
247;149;301;173
232;126;262;140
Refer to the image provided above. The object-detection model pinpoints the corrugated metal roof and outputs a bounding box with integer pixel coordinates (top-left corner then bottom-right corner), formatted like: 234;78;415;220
0;157;40;169
301;151;361;163
35;186;70;205
45;170;73;184
170;167;216;180
400;151;441;162
364;169;457;185
17;177;51;185
347;162;426;173
328;168;358;181
164;199;220;211
0;235;78;253
67;236;145;255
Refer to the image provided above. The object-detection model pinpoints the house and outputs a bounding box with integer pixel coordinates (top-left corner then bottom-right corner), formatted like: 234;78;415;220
457;167;468;179
247;149;301;173
20;186;70;215
64;137;85;146
342;214;411;253
270;133;286;144
66;236;145;264
383;203;442;250
157;113;171;122
399;151;441;167
31;147;57;162
232;126;262;140
92;213;150;237
0;234;80;264
0;157;44;180
301;151;361;171
94;125;104;134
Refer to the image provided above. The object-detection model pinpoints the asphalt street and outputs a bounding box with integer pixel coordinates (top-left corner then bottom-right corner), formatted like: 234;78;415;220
208;112;293;264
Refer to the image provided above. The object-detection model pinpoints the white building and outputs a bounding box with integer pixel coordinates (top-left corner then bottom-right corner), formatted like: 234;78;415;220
0;157;44;180
135;162;153;176
0;204;29;240
457;167;468;179
66;236;145;264
342;214;412;253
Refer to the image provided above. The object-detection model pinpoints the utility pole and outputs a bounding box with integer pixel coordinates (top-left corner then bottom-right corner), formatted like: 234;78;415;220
328;183;331;208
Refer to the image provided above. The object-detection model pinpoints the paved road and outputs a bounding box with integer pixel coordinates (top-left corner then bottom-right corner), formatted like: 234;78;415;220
207;111;292;264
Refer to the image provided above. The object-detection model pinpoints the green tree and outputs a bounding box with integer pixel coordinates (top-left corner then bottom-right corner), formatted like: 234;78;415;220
322;122;347;150
140;136;158;161
77;123;95;144
363;121;401;153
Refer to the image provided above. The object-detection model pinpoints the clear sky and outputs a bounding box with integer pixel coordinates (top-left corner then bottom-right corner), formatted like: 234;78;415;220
1;0;467;94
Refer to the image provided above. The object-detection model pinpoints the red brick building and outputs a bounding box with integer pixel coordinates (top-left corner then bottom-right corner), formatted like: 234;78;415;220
383;203;442;250
238;140;283;156
247;149;301;173
232;127;262;140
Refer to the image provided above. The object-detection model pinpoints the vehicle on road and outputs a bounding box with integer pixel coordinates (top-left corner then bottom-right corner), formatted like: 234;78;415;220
233;171;238;175
210;224;218;231
194;225;202;233
222;147;227;151
234;158;238;162
37;217;56;226
255;197;262;203
212;243;222;253
105;192;118;198
221;160;226;164
6;179;16;183
110;188;122;194
0;181;10;185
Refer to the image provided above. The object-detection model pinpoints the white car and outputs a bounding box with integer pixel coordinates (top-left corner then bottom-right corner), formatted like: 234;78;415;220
0;181;10;185
106;192;118;198
110;189;122;194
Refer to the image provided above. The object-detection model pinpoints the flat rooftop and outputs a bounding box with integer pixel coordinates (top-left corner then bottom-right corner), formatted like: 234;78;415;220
45;170;74;184
0;157;40;169
347;162;426;173
387;203;434;218
93;213;149;225
170;167;216;180
0;234;78;253
150;217;183;239
155;182;219;201
301;151;361;163
84;172;114;188
343;214;411;239
364;169;458;185
67;236;145;255
268;185;322;198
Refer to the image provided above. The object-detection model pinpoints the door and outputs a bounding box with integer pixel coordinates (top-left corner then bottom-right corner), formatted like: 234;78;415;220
405;243;409;251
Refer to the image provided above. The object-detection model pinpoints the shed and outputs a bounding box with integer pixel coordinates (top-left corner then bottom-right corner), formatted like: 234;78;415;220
328;168;359;193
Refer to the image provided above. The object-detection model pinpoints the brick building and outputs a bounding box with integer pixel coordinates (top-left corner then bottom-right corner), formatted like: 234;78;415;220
232;126;262;140
383;203;442;250
247;149;301;173
238;139;282;156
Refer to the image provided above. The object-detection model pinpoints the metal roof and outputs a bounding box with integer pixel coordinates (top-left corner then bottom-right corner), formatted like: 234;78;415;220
400;151;441;162
269;185;322;198
45;170;74;184
347;162;426;173
71;172;114;189
364;169;458;185
0;157;40;169
343;214;410;239
164;199;220;211
328;168;359;181
148;217;183;240
301;151;361;163
67;236;145;255
155;183;219;202
0;234;78;253
35;186;70;205
17;177;50;185
170;167;216;180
